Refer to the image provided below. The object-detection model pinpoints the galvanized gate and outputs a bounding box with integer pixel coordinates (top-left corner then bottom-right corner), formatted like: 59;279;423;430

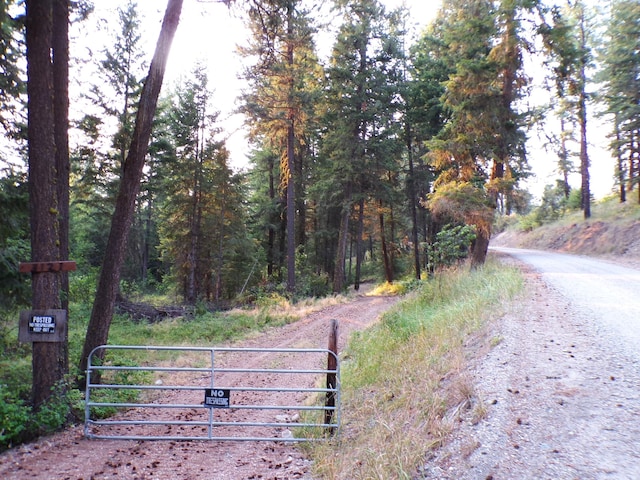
84;344;339;442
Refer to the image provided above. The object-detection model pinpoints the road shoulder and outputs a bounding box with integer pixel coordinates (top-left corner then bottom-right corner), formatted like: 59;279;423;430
419;259;640;479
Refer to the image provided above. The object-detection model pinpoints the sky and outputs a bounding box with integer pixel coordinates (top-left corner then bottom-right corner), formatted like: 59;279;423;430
87;0;614;201
87;1;440;170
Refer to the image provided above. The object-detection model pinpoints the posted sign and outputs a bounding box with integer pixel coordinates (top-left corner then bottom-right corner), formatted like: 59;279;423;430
30;314;56;333
204;388;231;408
19;310;67;343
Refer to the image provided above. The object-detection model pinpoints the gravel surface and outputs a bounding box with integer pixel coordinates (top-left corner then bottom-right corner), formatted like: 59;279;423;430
420;251;640;480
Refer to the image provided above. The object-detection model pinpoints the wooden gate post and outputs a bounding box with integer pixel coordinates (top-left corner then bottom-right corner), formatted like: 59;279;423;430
325;318;338;435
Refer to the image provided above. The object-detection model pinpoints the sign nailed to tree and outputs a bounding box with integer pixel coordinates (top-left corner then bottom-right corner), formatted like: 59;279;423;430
18;310;67;343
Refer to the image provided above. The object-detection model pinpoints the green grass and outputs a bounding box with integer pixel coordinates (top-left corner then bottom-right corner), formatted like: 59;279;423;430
306;258;523;479
0;295;301;451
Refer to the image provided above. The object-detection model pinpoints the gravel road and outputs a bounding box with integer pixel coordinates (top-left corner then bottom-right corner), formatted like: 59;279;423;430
421;248;640;479
493;247;640;358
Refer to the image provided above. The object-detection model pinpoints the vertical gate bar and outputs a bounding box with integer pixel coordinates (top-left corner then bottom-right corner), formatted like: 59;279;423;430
84;351;92;437
208;348;215;439
325;319;338;435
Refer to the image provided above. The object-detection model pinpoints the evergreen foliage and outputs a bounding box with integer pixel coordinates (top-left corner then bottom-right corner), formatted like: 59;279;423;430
597;0;640;202
0;0;638;451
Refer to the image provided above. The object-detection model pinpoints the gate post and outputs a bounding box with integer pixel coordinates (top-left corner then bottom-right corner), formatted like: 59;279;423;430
325;319;338;435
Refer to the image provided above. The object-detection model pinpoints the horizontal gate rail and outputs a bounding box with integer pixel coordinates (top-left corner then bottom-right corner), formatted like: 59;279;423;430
84;344;340;442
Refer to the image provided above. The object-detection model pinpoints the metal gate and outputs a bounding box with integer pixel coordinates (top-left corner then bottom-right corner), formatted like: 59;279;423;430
84;344;340;442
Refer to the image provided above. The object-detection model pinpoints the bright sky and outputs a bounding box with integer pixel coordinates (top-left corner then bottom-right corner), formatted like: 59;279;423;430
88;0;614;200
86;1;440;171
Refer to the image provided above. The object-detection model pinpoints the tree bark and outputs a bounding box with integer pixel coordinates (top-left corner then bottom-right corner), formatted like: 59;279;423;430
267;154;276;277
354;197;364;291
379;200;393;284
406;126;421;281
26;0;67;409
79;0;183;380
577;8;591;219
53;0;69;310
332;182;352;293
614;119;625;203
470;227;490;268
285;1;296;293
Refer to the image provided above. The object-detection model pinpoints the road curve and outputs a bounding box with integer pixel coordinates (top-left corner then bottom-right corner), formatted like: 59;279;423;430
491;246;640;359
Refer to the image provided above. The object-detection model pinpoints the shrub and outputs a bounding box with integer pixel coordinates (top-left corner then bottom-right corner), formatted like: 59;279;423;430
0;379;84;452
427;224;477;271
0;385;31;449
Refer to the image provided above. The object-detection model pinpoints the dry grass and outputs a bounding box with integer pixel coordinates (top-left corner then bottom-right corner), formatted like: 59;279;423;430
306;261;523;479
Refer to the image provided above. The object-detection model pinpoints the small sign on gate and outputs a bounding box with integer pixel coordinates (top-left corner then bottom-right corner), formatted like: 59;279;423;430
204;388;230;408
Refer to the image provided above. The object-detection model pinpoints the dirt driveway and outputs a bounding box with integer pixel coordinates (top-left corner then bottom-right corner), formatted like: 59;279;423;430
0;290;399;480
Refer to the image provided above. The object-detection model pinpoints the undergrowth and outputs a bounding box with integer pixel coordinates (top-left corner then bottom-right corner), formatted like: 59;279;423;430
0;295;302;451
306;258;523;479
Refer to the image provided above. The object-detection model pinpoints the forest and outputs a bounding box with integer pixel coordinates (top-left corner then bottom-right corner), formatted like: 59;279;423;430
0;0;639;447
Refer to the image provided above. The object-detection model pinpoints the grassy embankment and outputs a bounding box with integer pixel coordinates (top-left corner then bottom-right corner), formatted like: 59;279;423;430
495;195;640;260
306;258;523;479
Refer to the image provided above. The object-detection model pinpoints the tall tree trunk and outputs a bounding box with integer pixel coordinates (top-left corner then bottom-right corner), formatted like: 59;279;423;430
577;8;591;219
378;200;393;283
286;126;295;292
628;133;636;196
266;154;276;277
295;150;306;248
615;119;626;203
278;198;286;281
214;189;227;304
332;183;352;293
406;126;421;280
26;0;66;409
142;200;152;280
354;197;364;291
53;0;69;310
579;90;590;218
285;2;296;293
79;0;183;380
560;115;571;198
470;227;490;268
52;0;70;403
186;155;202;303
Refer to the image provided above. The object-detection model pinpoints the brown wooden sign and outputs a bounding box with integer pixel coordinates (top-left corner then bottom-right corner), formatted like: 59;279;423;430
19;309;67;343
19;261;77;273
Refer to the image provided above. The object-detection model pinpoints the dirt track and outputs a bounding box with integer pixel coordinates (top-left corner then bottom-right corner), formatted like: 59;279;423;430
0;291;399;480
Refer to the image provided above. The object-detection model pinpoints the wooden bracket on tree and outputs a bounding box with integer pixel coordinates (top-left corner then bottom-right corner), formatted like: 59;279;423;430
19;261;77;273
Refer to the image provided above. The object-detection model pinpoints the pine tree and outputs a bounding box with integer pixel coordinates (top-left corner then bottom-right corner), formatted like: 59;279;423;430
404;21;451;278
79;0;183;382
25;0;70;409
71;1;148;277
425;0;531;266
155;65;250;304
321;0;405;290
598;0;640;203
239;0;320;293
